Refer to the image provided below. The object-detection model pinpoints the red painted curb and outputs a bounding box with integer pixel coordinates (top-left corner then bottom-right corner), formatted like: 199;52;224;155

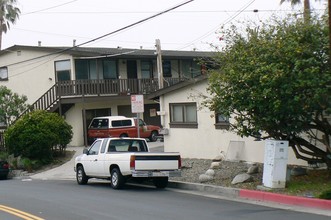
239;189;331;210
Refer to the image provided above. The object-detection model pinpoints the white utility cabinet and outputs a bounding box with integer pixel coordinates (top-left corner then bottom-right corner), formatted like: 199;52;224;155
262;140;289;188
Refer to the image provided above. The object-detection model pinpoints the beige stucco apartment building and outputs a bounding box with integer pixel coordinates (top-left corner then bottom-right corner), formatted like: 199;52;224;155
0;45;307;166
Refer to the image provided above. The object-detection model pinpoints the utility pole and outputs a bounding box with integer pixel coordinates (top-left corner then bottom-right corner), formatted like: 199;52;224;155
155;39;165;130
329;0;331;64
155;39;164;89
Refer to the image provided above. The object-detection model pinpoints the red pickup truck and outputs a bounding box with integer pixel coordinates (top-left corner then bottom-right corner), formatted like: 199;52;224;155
87;116;160;145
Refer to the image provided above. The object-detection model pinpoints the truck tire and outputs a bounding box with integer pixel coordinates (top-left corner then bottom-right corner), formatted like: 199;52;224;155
149;131;158;142
111;168;125;189
153;177;168;188
76;166;88;185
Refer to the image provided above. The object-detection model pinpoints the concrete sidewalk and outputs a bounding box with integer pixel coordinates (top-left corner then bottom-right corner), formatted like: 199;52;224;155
28;141;331;216
29;146;82;180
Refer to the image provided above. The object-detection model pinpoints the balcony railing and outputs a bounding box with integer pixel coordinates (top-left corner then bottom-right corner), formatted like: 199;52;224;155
31;78;186;112
57;78;158;96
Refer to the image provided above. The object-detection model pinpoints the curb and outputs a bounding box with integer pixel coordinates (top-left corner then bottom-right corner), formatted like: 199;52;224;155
239;189;331;210
168;181;331;211
168;181;240;198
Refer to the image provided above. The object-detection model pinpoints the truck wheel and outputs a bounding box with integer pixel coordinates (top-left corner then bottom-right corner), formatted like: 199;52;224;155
153;177;168;189
111;168;125;189
76;166;88;185
149;131;158;142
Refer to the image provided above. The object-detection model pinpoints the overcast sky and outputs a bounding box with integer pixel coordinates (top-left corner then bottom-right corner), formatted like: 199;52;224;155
2;0;326;51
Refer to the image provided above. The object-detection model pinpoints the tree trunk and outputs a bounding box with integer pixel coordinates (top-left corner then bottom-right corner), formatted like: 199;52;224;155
303;0;311;23
290;138;331;168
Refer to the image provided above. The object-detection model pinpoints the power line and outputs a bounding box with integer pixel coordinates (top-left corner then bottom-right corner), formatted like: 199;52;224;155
5;0;194;68
23;0;79;15
177;0;256;50
75;0;194;48
22;9;304;15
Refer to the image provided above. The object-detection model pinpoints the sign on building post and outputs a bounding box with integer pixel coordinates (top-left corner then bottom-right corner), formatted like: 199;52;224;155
131;95;144;113
131;95;144;138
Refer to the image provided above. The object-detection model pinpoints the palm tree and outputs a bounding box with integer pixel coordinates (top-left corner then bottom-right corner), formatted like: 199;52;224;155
280;0;312;22
0;0;21;50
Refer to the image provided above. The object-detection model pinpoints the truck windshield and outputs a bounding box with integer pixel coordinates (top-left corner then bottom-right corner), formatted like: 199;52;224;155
108;139;148;152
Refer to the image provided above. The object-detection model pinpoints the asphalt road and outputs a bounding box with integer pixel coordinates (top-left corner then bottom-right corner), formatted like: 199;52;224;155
0;179;330;220
2;141;330;218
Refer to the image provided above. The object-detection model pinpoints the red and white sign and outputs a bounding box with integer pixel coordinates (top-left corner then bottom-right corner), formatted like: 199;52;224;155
131;95;144;113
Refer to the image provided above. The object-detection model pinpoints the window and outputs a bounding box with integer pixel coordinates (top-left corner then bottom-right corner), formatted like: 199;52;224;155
169;102;198;128
0;67;8;80
103;60;117;79
75;59;117;80
181;60;201;78
89;119;109;129
162;60;172;77
75;60;89;80
111;119;132;127
109;139;148;152
88;140;101;155
138;119;146;126
89;60;98;79
215;113;230;130
141;60;152;79
55;60;71;81
75;59;98;80
86;108;112;131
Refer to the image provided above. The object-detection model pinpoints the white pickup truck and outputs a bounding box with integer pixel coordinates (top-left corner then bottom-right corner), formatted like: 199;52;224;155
74;137;181;189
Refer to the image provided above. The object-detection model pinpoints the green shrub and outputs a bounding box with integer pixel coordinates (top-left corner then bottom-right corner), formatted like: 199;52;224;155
0;151;8;160
319;189;331;200
4;110;73;161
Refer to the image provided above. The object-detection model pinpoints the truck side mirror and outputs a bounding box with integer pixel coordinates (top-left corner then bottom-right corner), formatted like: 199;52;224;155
83;148;89;155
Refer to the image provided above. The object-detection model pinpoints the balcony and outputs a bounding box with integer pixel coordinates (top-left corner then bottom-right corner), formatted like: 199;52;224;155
31;78;187;113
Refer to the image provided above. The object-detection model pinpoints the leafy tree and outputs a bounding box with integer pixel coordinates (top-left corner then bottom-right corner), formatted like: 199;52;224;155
4;110;73;161
0;0;21;50
0;85;29;126
206;15;331;169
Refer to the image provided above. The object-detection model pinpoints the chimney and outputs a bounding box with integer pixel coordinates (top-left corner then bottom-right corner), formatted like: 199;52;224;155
38;41;41;46
73;39;76;46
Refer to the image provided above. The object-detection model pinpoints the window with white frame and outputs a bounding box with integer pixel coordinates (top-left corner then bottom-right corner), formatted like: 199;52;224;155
169;102;197;128
0;67;8;81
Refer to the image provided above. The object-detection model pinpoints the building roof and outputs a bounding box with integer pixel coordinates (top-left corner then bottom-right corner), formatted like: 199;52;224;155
1;45;216;59
146;75;208;100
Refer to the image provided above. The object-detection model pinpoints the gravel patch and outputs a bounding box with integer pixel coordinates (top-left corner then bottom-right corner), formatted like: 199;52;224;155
170;158;263;190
